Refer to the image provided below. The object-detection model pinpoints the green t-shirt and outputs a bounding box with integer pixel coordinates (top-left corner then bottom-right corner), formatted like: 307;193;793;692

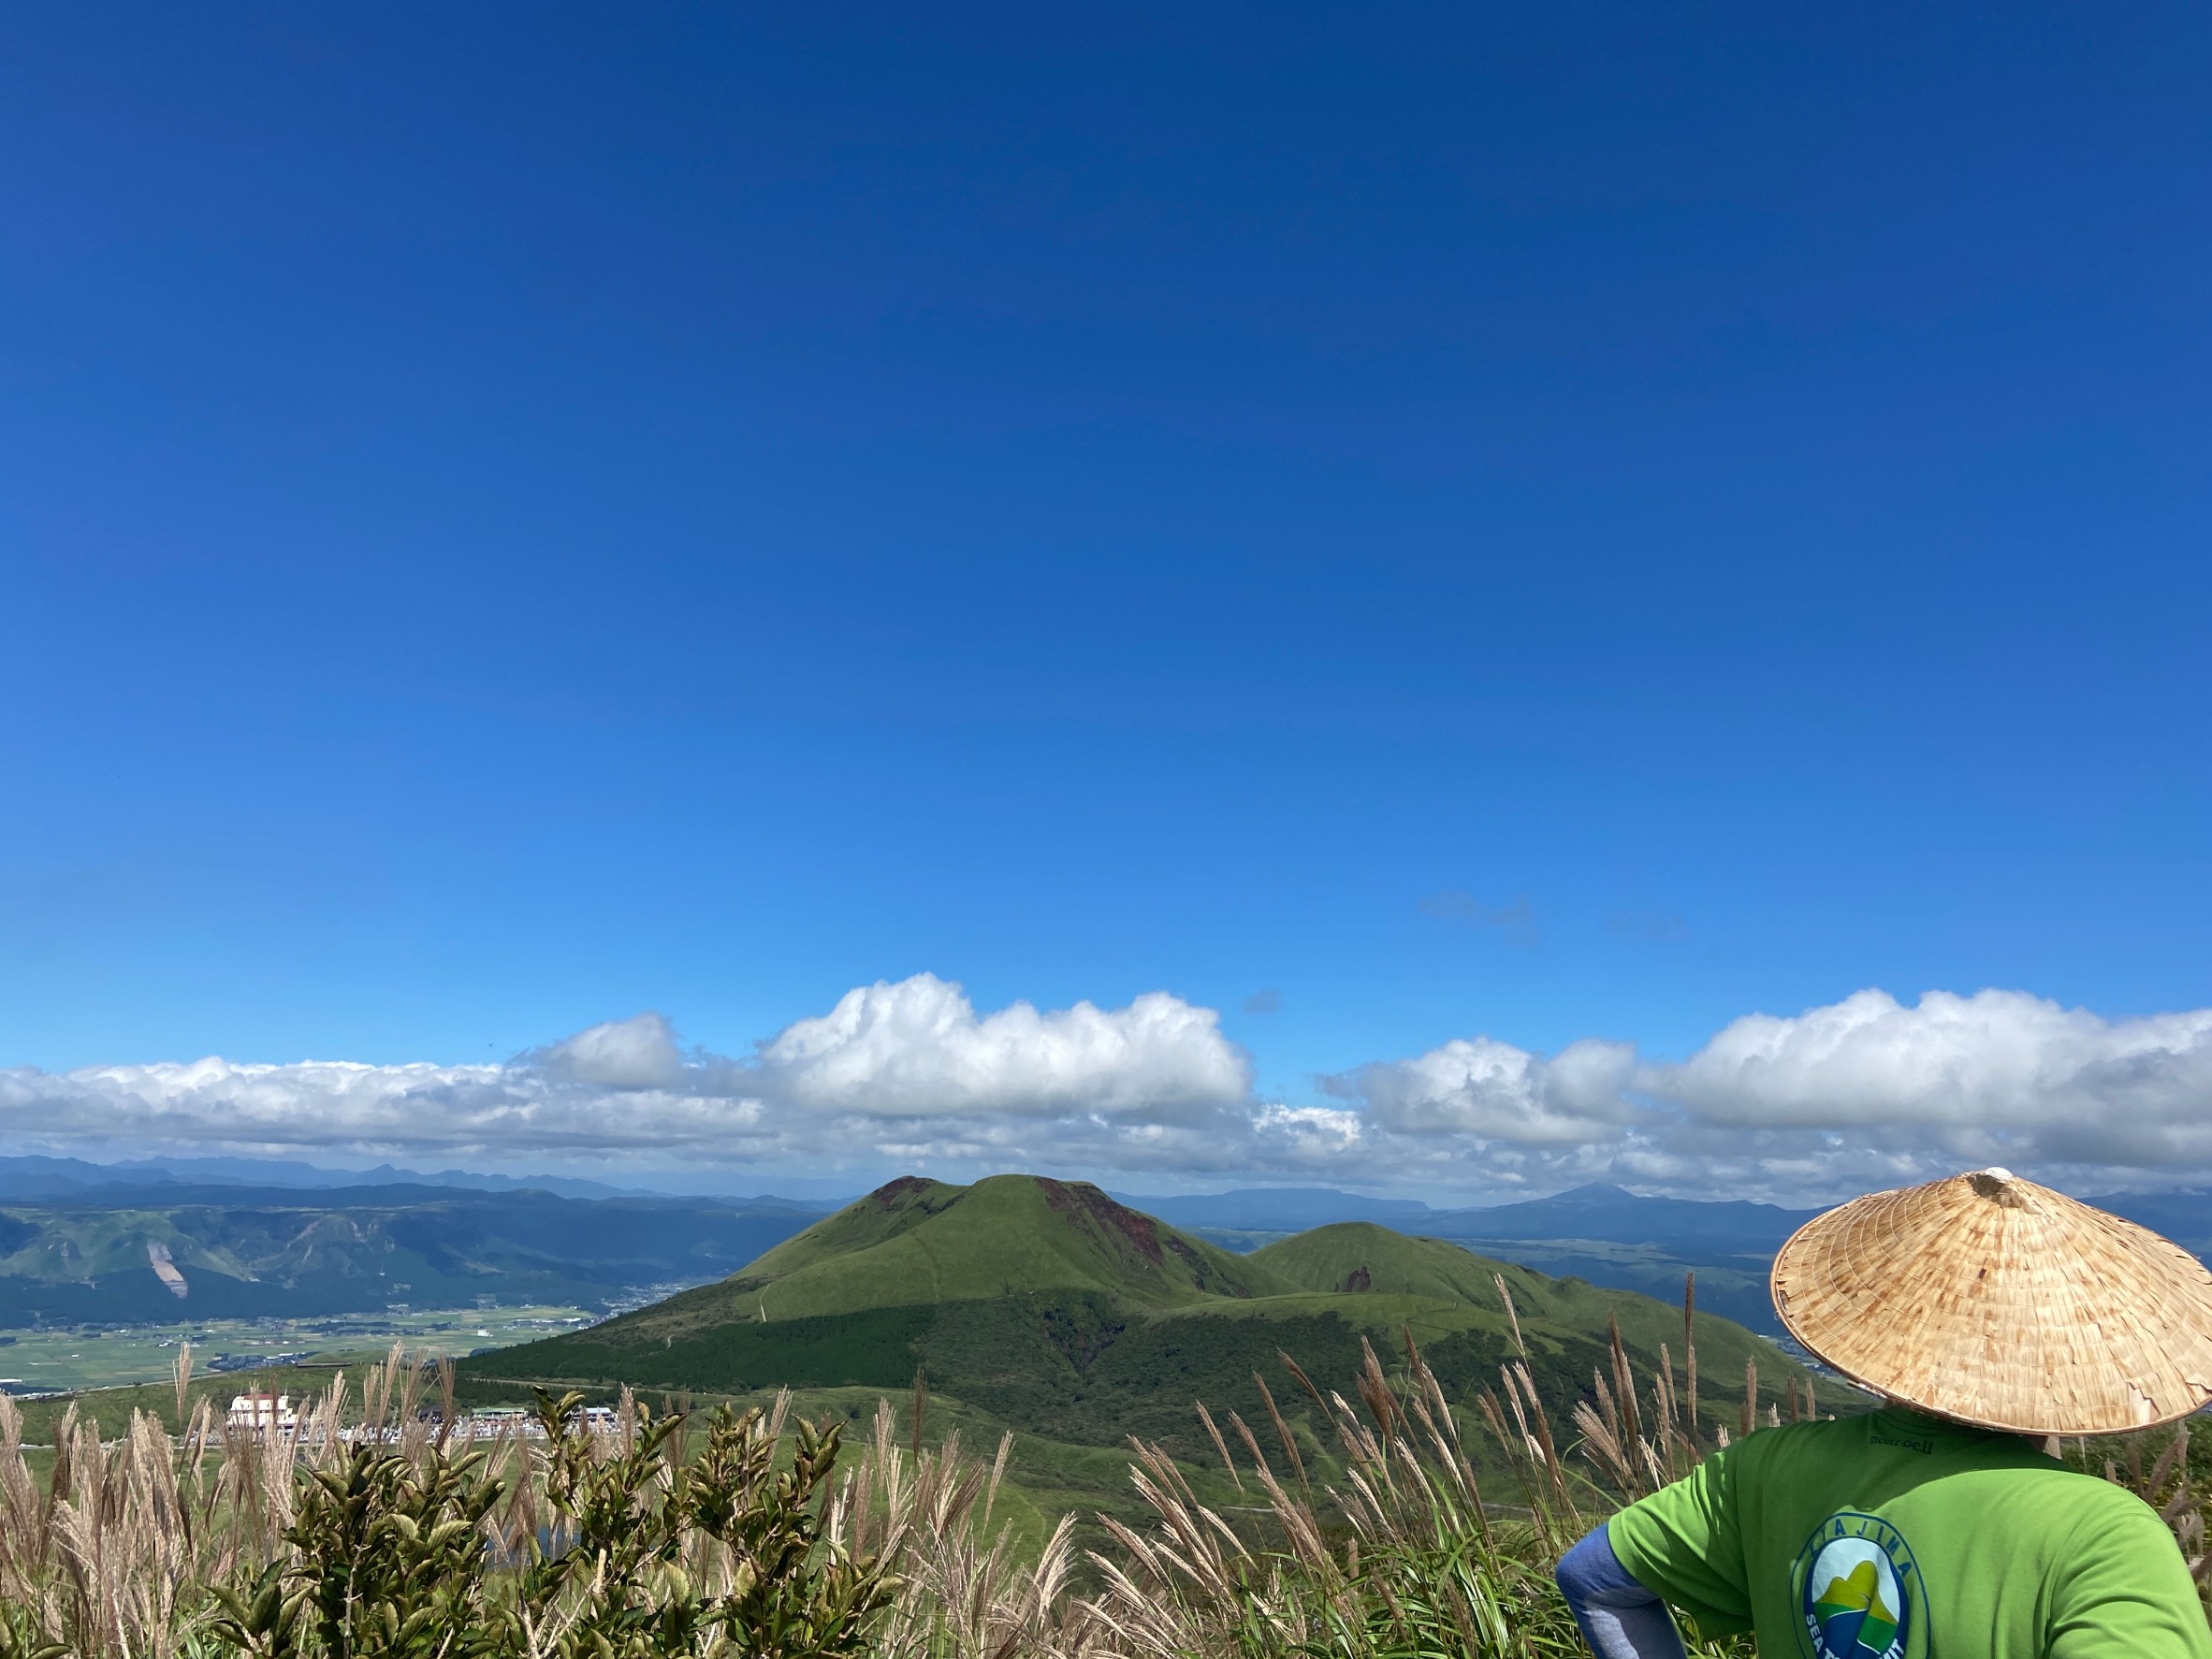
1608;1406;2211;1659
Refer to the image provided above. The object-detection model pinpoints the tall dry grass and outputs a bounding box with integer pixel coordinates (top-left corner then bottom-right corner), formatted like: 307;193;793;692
0;1282;2205;1659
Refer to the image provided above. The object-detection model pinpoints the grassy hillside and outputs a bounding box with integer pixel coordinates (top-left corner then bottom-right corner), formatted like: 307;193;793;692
1139;1184;1812;1332
589;1173;1287;1343
462;1176;1823;1468
1250;1222;1780;1387
735;1173;1283;1313
1252;1221;1533;1302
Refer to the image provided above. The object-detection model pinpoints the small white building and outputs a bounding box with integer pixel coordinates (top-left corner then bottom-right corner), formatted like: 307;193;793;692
227;1392;297;1435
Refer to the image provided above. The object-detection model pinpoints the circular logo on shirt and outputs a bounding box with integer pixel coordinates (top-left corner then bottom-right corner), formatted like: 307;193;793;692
1793;1513;1920;1659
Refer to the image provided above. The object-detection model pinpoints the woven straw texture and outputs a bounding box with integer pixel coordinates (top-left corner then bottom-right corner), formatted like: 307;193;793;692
1772;1169;2212;1434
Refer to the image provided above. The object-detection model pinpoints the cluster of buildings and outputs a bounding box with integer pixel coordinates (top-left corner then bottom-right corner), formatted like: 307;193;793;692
223;1392;619;1441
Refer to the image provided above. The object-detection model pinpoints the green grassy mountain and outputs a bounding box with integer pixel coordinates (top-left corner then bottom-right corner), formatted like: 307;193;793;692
461;1176;1813;1483
604;1173;1285;1341
1251;1221;1528;1302
1249;1222;1773;1378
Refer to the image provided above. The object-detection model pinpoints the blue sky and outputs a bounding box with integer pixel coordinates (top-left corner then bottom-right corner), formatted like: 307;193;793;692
3;4;2208;1197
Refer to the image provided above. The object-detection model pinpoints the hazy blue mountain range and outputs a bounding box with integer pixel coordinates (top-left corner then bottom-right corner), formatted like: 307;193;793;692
0;1184;828;1326
1125;1181;1819;1245
1117;1187;1441;1230
5;1154;2198;1340
1120;1181;1818;1330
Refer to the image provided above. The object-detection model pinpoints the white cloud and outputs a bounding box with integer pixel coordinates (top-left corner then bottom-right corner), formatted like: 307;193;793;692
1652;988;2212;1168
6;981;2211;1201
0;974;1254;1177
536;1011;687;1089
1320;987;2212;1196
0;1052;764;1158
1329;1035;1638;1144
755;973;1249;1117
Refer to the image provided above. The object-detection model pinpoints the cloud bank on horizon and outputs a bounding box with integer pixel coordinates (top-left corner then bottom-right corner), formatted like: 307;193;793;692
3;974;2206;1201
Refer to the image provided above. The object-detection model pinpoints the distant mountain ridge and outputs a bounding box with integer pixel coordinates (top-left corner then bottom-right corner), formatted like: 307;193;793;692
1126;1180;2211;1335
16;1155;2194;1253
1116;1186;1440;1230
0;1185;826;1326
10;1155;2197;1341
1123;1181;1819;1246
1430;1182;1820;1248
1127;1178;2207;1246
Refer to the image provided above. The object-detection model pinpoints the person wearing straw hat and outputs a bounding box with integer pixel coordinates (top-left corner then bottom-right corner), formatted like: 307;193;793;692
1555;1168;2212;1659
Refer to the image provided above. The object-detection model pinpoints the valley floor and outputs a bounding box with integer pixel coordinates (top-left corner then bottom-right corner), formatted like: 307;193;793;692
0;1300;604;1394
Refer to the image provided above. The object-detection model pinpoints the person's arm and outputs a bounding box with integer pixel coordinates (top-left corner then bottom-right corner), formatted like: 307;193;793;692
1555;1525;1688;1659
1603;1443;1756;1640
2046;1497;2212;1659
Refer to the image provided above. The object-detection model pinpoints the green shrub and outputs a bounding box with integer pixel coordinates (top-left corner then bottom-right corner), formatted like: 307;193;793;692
205;1390;891;1659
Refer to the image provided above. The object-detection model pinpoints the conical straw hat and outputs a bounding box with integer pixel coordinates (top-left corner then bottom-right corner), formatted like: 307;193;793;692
1771;1168;2212;1434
